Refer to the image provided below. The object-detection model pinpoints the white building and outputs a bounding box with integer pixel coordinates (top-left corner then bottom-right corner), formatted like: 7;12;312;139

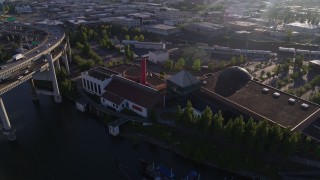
155;7;180;20
114;16;140;28
15;5;32;13
148;50;169;64
81;67;117;96
101;76;162;118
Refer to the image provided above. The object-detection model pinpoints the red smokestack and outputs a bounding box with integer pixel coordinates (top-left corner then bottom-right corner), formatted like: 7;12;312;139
140;58;147;85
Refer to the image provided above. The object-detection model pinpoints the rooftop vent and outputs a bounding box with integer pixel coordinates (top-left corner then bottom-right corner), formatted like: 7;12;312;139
301;103;309;110
262;88;269;93
273;92;280;98
288;98;296;105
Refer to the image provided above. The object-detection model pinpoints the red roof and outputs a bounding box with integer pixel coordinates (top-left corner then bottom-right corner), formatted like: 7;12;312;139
103;76;162;108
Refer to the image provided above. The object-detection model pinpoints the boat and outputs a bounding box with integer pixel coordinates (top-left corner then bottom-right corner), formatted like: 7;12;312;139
182;171;200;180
156;164;175;179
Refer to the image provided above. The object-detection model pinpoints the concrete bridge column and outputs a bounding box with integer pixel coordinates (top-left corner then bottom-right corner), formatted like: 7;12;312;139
29;79;38;101
62;53;70;75
67;37;72;63
47;54;62;103
0;97;16;141
55;59;61;70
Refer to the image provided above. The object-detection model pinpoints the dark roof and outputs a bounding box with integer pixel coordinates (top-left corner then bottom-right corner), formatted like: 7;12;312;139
215;66;253;97
103;76;162;108
107;64;140;74
88;67;118;81
102;92;124;105
202;72;320;130
168;70;200;88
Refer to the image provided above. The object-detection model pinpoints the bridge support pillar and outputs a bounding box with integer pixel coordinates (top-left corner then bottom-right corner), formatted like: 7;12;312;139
62;54;70;75
0;97;16;141
55;59;61;70
47;53;62;103
29;79;38;101
67;37;72;62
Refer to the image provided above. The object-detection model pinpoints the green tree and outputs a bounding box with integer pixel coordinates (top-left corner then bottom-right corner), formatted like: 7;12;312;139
244;117;256;149
133;35;139;41
164;60;174;70
212;110;224;135
233;116;246;144
255;120;269;151
176;105;183;123
266;124;283;152
138;34;145;42
80;31;88;43
183;100;194;125
231;56;237;65
125;35;130;40
224;119;234;140
199;106;213;132
192;59;201;71
175;58;185;71
82;42;91;56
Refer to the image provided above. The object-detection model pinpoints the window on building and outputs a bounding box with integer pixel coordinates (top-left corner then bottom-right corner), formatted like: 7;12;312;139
98;85;101;95
86;80;90;90
126;102;129;107
116;105;118;108
82;78;86;88
94;83;97;93
90;81;93;91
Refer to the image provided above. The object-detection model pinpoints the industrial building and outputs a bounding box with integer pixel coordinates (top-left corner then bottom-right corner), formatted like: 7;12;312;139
199;66;320;132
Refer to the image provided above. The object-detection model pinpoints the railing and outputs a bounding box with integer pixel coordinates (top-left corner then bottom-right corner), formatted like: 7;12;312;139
0;72;35;95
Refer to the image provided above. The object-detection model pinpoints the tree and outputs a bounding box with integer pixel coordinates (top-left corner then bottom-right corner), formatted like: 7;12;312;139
192;59;201;71
138;34;145;42
199;106;213;132
232;116;245;144
266;124;282;152
133;35;139;41
238;55;245;64
231;56;237;65
182;47;207;66
183;100;194;125
125;35;130;40
175;58;185;71
255;120;269;151
82;42;91;56
212;110;224;135
79;31;88;43
244;117;256;149
176;105;183;123
163;60;174;70
224;119;234;140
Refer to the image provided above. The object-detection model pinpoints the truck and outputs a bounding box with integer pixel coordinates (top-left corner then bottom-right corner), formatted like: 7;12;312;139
12;54;24;61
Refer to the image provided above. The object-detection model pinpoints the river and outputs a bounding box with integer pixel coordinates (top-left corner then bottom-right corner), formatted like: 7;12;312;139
0;83;244;180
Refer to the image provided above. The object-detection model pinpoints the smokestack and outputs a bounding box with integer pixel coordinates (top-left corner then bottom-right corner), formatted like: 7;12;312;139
140;58;147;85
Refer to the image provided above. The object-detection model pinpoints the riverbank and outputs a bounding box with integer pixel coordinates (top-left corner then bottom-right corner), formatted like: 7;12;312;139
119;131;255;179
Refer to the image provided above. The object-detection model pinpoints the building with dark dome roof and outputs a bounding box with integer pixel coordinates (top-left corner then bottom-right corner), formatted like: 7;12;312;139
199;66;320;141
214;66;253;97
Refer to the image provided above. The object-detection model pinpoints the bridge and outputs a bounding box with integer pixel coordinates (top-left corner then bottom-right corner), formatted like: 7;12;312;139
0;24;71;141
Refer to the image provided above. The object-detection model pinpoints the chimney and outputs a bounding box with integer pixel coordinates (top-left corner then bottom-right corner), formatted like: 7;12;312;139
140;58;147;85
